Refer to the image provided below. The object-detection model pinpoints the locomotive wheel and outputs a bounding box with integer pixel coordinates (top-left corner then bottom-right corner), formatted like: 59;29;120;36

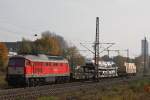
55;76;62;83
30;78;35;87
39;78;43;85
64;76;70;83
34;78;40;86
26;79;30;87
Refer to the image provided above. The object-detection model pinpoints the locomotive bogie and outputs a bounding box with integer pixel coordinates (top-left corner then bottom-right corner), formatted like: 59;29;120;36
6;75;26;86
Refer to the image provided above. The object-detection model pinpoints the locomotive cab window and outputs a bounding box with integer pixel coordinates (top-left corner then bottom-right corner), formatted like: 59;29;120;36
8;58;25;67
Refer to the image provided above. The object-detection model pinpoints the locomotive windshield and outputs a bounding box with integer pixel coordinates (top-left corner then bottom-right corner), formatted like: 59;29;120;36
8;58;25;67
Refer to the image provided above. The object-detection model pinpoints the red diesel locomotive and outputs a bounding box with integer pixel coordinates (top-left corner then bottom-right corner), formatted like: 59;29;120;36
6;54;70;86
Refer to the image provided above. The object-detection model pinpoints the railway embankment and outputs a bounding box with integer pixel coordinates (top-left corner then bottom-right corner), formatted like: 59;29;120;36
38;77;150;100
0;75;9;89
0;77;149;100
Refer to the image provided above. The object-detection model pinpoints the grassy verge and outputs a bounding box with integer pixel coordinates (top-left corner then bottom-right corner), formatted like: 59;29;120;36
38;78;150;100
38;96;58;100
0;74;9;89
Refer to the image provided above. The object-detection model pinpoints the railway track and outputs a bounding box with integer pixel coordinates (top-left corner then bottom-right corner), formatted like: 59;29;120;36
0;76;148;100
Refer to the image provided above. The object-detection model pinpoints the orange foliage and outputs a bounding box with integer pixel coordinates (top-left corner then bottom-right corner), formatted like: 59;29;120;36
0;42;8;70
144;85;150;92
34;32;62;56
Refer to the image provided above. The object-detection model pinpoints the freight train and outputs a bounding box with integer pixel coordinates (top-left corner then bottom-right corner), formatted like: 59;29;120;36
6;54;136;86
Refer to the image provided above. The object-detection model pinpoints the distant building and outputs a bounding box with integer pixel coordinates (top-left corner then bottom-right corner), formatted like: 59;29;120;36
3;41;21;52
141;37;149;76
142;37;149;57
2;42;21;57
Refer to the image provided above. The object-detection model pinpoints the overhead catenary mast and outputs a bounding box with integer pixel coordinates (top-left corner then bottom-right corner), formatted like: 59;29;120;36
94;17;100;79
80;17;116;79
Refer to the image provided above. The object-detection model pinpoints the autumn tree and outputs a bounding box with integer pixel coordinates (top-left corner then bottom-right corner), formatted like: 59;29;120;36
18;31;67;56
18;38;32;54
101;55;112;61
113;55;127;73
33;31;62;55
0;42;8;71
134;56;143;67
54;33;68;50
64;46;85;68
17;31;85;67
134;56;143;75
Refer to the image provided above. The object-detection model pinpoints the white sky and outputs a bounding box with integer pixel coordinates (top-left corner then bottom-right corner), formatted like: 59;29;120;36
0;0;150;58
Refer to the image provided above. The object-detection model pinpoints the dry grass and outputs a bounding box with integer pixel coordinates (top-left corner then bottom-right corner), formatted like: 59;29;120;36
0;75;8;89
38;78;150;100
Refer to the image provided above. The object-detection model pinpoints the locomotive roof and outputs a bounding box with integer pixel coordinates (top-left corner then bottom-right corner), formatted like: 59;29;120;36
10;54;68;62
